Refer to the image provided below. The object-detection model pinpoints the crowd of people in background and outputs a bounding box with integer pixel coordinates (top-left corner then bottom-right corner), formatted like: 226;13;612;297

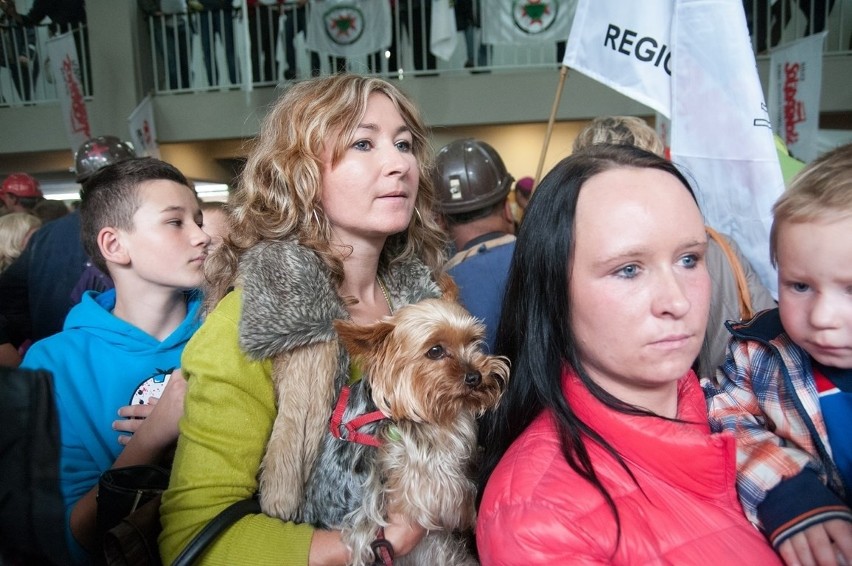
1;69;851;566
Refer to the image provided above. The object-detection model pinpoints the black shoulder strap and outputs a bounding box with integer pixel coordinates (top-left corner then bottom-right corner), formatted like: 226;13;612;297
171;497;261;566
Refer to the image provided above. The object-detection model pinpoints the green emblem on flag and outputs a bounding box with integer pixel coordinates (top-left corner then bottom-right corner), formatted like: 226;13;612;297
512;0;559;35
323;5;365;46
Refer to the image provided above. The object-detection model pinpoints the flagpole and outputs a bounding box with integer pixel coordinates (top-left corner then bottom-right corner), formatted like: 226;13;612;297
535;65;569;186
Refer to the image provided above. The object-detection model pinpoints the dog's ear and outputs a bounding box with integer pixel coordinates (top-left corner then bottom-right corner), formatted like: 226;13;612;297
333;318;395;358
437;272;459;303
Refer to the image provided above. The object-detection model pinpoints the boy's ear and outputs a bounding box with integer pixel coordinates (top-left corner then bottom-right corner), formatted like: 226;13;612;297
97;226;131;267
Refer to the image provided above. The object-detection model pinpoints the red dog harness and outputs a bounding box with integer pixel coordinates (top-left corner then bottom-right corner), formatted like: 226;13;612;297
329;384;387;447
328;384;395;565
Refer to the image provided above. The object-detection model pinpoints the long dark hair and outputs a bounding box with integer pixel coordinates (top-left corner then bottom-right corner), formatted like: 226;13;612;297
477;144;699;548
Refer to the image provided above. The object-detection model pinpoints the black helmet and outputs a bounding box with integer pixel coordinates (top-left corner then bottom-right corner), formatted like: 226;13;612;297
74;136;137;182
434;139;513;214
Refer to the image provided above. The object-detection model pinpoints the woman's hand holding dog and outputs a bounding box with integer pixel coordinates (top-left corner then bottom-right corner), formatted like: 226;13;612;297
307;529;350;566
383;511;427;557
307;515;425;566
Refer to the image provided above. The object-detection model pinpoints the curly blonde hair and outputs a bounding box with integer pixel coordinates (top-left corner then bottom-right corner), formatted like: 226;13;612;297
204;74;446;309
0;212;41;272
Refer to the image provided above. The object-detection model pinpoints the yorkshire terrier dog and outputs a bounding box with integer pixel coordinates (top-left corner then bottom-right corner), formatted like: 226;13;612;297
301;286;509;566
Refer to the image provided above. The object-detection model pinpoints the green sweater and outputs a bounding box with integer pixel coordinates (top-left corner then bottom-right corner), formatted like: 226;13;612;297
158;290;315;565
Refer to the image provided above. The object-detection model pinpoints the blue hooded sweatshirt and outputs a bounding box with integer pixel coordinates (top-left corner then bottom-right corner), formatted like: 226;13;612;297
21;288;203;563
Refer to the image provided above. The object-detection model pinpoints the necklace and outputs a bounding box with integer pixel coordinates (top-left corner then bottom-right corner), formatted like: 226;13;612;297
377;275;394;314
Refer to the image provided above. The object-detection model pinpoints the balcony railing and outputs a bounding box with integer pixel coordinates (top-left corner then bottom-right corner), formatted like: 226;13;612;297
1;0;850;106
0;21;90;106
140;1;570;93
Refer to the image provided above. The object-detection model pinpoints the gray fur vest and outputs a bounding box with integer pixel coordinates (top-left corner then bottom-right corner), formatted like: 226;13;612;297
237;240;440;520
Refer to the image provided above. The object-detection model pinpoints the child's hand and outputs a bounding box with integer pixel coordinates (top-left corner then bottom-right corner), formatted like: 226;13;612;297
114;370;187;451
779;519;852;566
114;401;156;445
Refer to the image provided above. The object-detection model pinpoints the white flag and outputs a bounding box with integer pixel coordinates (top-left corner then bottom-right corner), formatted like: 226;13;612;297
46;32;91;155
127;95;161;159
671;0;784;296
562;2;672;117
239;0;253;93
275;12;287;79
562;0;784;295
430;0;458;61
482;0;572;46
304;0;391;58
768;32;826;163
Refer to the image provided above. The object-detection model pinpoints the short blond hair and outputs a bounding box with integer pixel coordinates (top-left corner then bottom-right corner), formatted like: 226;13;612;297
0;212;41;272
770;142;852;266
573;116;665;157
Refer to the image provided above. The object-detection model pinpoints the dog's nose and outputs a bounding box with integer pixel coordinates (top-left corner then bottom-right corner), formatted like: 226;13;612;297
464;372;482;387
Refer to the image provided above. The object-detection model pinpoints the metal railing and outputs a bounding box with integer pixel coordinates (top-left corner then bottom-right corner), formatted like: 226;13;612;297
744;0;849;52
140;1;580;91
0;21;90;106
142;0;851;94
1;1;850;106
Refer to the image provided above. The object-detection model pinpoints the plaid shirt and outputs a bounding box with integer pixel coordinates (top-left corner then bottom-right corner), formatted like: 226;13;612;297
702;308;845;527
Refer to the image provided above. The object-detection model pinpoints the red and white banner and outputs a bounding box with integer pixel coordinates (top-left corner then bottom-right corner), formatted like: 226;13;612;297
127;95;161;159
768;32;826;163
563;0;784;296
46;32;90;155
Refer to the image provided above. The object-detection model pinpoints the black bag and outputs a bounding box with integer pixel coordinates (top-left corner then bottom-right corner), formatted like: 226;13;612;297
97;465;170;565
98;462;260;566
97;465;171;539
102;495;164;566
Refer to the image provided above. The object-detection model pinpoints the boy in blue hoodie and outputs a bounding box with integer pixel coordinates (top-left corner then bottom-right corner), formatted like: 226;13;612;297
21;157;211;563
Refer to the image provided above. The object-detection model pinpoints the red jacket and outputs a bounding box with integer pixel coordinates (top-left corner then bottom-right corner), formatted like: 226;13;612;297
476;370;782;565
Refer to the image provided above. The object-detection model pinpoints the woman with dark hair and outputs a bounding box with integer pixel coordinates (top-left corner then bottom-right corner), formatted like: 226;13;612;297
476;144;781;564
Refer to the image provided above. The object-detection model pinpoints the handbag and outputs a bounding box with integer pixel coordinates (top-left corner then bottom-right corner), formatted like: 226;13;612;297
102;495;164;566
97;465;171;566
97;465;171;543
101;485;260;566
